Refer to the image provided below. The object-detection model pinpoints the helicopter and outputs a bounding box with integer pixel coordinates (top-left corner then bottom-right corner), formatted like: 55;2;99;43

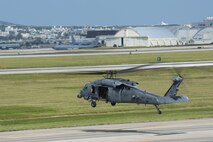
77;64;189;114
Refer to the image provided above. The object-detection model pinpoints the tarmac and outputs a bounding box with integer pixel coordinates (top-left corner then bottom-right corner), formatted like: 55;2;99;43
1;118;213;142
0;45;213;58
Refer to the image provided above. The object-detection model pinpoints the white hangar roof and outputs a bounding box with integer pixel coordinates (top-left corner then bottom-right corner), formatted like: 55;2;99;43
193;27;213;39
115;27;176;38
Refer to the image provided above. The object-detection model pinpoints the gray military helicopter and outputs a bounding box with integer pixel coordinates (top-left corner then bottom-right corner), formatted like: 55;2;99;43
77;64;189;114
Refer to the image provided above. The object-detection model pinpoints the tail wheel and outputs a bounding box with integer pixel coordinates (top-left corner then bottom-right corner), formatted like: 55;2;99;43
111;102;116;106
91;101;96;107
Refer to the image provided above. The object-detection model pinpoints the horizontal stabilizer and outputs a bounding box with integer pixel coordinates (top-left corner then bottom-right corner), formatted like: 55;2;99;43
171;95;189;103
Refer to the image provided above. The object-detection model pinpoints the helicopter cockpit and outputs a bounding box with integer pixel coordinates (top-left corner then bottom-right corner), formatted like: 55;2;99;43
78;83;98;100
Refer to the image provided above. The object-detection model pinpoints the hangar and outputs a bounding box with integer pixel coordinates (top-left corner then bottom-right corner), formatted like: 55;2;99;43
192;27;213;44
105;27;179;47
175;26;213;45
175;17;213;45
175;26;199;45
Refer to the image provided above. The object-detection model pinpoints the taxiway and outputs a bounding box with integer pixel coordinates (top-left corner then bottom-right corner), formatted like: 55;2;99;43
0;61;213;75
0;45;213;58
1;118;213;142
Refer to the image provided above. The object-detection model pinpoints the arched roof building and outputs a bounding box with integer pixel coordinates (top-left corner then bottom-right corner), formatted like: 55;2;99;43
115;27;176;38
192;27;213;44
105;27;179;47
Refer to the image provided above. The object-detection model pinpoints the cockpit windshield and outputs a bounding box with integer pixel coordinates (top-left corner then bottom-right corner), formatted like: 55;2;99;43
83;84;91;91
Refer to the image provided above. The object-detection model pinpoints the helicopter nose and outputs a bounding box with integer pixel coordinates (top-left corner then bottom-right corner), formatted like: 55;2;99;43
77;89;84;98
77;93;82;98
77;90;83;98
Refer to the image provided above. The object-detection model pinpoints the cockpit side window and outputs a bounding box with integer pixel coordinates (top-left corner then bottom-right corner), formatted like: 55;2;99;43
91;85;95;93
84;85;88;90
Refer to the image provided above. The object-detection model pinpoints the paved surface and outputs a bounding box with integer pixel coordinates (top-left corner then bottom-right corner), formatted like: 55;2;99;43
0;61;213;75
1;118;213;142
0;45;213;58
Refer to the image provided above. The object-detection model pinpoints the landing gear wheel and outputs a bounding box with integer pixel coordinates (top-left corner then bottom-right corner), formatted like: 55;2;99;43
91;101;96;108
154;105;162;115
111;102;116;106
77;94;82;98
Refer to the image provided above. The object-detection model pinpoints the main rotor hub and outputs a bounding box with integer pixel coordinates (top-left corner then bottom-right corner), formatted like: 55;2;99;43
106;70;117;78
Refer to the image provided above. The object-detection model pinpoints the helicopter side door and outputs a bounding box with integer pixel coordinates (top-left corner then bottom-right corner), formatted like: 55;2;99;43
107;87;121;103
98;86;108;100
119;86;134;103
105;85;135;103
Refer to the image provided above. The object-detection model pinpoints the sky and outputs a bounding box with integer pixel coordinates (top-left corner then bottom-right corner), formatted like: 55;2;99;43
0;0;212;26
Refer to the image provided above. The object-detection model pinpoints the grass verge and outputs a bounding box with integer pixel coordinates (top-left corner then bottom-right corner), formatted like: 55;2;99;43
0;50;213;69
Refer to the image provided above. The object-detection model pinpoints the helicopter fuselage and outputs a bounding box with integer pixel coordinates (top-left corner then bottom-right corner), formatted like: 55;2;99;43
77;77;189;114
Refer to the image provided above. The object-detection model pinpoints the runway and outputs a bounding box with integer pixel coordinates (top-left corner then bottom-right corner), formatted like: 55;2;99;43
0;61;213;75
1;118;213;142
0;45;213;58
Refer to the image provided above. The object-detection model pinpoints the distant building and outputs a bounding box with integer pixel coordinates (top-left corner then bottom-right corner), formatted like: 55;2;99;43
86;30;118;38
0;31;10;37
105;27;179;47
175;17;213;45
191;17;213;28
175;26;199;45
191;27;213;44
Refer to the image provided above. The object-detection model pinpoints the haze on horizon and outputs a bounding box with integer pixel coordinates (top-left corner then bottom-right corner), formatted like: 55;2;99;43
0;0;212;26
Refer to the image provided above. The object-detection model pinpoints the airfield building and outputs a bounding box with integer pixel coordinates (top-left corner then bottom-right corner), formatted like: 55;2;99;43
191;27;213;44
86;30;118;38
175;17;213;45
175;26;199;45
191;17;213;28
175;26;213;45
105;27;179;47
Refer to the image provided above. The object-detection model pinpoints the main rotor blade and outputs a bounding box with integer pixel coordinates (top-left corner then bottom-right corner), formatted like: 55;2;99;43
73;70;117;75
117;63;156;74
69;63;158;75
76;71;107;75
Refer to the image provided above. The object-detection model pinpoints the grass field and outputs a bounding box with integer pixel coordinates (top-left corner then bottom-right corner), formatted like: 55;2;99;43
0;50;213;69
0;67;213;131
